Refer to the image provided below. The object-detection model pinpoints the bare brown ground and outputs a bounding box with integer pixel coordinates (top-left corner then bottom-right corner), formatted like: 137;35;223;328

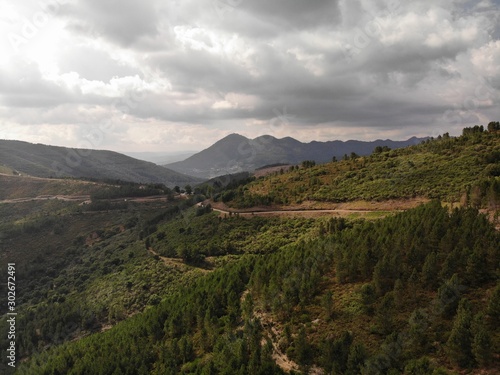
148;248;213;272
208;198;429;219
0;194;171;205
253;165;293;178
148;248;188;268
210;197;428;212
253;307;300;374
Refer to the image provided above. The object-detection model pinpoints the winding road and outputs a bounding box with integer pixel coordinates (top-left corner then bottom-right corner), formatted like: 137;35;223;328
205;203;397;218
0;195;91;204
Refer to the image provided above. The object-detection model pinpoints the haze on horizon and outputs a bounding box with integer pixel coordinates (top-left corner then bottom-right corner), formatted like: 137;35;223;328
0;0;499;153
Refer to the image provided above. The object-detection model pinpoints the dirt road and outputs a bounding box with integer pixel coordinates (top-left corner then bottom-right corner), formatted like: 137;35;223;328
0;195;171;205
0;195;91;204
211;206;396;218
203;200;401;219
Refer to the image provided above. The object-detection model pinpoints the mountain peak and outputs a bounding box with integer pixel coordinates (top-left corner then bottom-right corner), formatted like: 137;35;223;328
165;134;429;179
219;133;248;142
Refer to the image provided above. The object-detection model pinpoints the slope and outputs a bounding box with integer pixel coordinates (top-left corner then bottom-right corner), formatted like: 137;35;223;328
0;174;107;200
222;129;500;208
165;133;428;179
14;202;500;374
0;140;202;188
4;126;500;375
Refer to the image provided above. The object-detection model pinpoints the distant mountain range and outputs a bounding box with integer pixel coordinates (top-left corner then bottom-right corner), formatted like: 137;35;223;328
0;140;201;188
165;133;428;179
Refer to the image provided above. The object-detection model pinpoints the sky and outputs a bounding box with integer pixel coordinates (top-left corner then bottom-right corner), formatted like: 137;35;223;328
0;0;499;153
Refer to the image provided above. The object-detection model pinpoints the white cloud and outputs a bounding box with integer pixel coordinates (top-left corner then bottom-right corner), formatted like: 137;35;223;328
0;0;499;153
471;40;500;77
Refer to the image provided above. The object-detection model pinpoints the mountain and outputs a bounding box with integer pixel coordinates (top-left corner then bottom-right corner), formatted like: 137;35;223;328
2;126;499;374
165;133;428;178
223;129;500;208
0;140;202;188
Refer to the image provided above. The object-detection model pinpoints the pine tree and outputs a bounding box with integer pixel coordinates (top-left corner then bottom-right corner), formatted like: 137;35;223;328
322;290;334;320
373;255;394;296
393;279;404;308
295;326;311;365
421;252;438;289
471;313;492;367
359;283;376;314
487;283;500;323
375;292;395;335
465;245;488;286
408;309;429;354
446;298;474;368
404;357;433;375
346;342;367;375
436;274;464;318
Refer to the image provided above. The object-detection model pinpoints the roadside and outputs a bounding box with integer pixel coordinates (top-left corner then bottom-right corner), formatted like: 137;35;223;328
204;198;428;219
208;197;429;212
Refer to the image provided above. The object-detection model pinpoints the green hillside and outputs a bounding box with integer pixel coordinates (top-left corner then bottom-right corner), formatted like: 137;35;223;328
9;202;499;374
0;140;201;188
165;133;427;179
0;174;105;200
1;125;499;374
221;128;500;208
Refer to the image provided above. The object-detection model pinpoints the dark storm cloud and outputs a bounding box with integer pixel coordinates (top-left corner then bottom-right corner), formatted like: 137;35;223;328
61;0;160;47
233;0;341;35
1;0;499;150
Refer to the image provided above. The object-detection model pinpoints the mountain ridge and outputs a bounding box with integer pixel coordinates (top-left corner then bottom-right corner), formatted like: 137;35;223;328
165;133;429;178
0;139;202;188
221;129;500;208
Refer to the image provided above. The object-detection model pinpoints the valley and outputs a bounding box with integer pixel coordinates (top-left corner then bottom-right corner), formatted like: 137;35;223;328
2;0;499;372
0;127;499;374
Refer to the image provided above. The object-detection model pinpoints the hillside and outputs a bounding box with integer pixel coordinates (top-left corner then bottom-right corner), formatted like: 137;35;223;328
0;174;107;200
0;140;202;188
221;129;500;209
9;201;500;374
165;133;428;179
1;126;499;375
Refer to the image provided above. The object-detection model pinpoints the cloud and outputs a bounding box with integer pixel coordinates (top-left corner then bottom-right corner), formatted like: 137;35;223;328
0;59;76;108
58;45;139;81
0;0;499;153
62;0;160;47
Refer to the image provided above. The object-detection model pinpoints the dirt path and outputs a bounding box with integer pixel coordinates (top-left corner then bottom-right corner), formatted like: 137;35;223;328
240;291;297;372
0;194;171;205
147;248;213;272
209;198;428;212
148;248;185;267
208;204;399;219
0;195;91;204
250;300;300;373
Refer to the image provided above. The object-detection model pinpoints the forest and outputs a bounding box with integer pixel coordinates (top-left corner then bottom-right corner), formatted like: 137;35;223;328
3;201;497;374
0;126;499;374
221;128;500;208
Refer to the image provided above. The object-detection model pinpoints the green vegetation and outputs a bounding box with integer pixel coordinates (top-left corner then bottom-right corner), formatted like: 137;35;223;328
0;139;201;187
0;189;323;373
165;132;427;179
0;198;212;371
223;130;500;207
9;202;499;374
148;208;319;262
1;125;499;374
195;172;255;199
0;164;16;175
90;182;172;200
0;174;104;200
